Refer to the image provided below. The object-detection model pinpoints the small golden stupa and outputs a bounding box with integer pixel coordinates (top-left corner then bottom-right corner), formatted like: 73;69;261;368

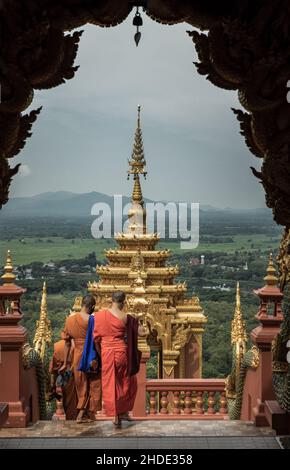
87;106;207;379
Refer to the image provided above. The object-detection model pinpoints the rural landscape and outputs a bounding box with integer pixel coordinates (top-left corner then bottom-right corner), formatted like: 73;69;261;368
0;190;281;378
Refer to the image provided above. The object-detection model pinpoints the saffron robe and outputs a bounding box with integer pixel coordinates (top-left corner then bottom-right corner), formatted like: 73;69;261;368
62;313;102;413
93;310;138;416
49;339;78;420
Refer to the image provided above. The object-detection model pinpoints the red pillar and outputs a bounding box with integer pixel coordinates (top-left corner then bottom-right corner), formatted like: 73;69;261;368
0;251;29;427
249;319;283;425
0;287;29;426
241;254;284;425
132;351;150;418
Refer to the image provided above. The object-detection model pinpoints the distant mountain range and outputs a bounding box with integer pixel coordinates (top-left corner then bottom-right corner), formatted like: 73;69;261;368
0;191;270;218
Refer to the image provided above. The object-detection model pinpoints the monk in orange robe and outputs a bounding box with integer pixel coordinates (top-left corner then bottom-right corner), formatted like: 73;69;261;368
61;295;102;423
93;291;146;426
49;339;78;420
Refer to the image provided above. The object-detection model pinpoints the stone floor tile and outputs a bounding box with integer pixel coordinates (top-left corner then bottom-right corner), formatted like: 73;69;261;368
0;439;8;448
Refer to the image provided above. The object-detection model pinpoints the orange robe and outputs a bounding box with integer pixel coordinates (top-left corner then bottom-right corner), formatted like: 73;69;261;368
93;309;137;416
49;339;78;420
62;313;102;413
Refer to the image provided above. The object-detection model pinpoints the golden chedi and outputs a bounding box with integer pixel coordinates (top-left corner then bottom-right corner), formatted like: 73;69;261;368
87;106;207;379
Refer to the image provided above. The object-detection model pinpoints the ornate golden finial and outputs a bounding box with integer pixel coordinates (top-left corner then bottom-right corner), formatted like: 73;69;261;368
33;281;52;361
128;105;146;170
41;281;47;308
231;282;247;345
127;105;147;194
1;250;16;285
264;252;278;286
236;280;241;310
126;106;147;234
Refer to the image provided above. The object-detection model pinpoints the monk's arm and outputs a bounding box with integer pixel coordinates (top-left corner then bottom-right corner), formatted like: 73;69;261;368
61;339;71;370
60;319;72;371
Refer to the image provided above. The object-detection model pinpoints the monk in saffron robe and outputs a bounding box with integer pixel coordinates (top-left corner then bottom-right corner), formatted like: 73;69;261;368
49;339;78;420
61;294;102;423
93;290;146;426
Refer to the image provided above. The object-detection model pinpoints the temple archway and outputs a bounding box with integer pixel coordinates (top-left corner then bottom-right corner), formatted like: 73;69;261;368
1;1;290;228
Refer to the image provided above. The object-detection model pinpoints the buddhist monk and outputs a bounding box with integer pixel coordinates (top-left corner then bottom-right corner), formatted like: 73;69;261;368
93;291;146;426
60;295;102;423
49;339;78;420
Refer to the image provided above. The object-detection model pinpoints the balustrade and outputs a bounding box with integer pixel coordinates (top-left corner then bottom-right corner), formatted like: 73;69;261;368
144;379;228;419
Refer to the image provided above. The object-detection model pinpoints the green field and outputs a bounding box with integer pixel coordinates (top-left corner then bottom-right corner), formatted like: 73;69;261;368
160;234;280;255
0;237;113;265
0;233;280;266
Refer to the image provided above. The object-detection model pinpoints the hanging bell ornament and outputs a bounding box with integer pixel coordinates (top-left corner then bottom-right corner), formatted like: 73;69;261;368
134;31;141;46
133;12;143;27
133;6;143;47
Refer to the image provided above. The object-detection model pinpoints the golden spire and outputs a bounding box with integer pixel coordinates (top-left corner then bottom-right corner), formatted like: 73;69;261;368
128;105;147;204
128;105;147;176
33;281;52;361
231;282;247;345
264;252;278;286
132;174;143;205
1;250;16;285
126;106;148;234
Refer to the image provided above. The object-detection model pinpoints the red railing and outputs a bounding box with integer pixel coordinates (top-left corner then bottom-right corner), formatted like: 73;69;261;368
145;379;228;419
93;378;228;420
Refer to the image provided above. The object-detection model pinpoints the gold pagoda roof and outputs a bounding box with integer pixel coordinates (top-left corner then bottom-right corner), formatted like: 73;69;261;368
88;105;207;331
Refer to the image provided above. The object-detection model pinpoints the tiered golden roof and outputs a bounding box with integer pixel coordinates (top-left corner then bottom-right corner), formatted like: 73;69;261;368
88;106;207;378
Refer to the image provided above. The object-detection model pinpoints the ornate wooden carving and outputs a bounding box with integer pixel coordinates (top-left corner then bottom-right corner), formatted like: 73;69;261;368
1;1;290;226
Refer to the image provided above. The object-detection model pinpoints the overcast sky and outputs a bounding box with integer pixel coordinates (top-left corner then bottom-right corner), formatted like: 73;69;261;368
12;11;265;209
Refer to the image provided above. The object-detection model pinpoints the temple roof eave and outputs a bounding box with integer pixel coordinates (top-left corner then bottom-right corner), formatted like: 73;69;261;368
97;267;180;276
88;282;187;294
105;249;171;258
114;233;160;241
253;285;283;299
175;312;208;324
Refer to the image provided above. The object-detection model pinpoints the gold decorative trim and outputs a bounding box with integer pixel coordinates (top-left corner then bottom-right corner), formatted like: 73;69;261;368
250;345;260;369
272;361;289;373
